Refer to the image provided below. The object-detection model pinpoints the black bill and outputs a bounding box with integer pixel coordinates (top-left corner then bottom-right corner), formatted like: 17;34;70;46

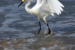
18;2;23;8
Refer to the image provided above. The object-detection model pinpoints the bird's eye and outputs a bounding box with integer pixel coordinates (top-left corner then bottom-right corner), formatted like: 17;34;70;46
22;0;25;2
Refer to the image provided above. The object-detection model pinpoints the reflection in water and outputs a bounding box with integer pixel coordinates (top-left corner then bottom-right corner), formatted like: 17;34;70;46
0;0;75;50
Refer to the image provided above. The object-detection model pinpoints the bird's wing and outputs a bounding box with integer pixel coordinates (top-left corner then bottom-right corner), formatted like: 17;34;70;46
48;0;64;15
39;0;64;16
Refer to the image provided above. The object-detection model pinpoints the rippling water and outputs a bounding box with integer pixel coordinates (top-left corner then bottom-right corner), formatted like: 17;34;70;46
0;0;75;50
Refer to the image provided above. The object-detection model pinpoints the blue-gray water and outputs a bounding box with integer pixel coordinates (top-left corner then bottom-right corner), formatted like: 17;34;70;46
0;0;75;50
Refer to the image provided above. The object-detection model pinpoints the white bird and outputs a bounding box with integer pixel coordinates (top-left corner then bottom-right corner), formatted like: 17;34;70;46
18;0;64;34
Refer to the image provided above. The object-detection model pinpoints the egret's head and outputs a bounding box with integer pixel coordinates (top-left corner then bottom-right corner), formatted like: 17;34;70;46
22;0;26;2
18;0;26;8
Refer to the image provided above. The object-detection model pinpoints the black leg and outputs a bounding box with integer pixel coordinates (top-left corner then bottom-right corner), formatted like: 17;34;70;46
38;21;41;33
47;23;51;34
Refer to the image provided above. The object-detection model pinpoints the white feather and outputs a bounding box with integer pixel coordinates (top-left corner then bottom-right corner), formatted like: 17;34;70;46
28;0;64;15
47;0;64;15
30;0;64;16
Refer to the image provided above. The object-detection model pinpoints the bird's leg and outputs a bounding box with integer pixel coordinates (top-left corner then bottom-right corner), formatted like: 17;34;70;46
38;21;41;33
37;17;41;33
43;15;51;34
46;23;51;34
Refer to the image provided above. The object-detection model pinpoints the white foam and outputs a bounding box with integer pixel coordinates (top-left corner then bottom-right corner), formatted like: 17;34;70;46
4;48;14;50
40;45;66;50
41;47;46;50
27;38;36;43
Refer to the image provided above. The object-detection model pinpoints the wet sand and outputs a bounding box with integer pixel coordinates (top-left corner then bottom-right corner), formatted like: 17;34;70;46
0;33;75;50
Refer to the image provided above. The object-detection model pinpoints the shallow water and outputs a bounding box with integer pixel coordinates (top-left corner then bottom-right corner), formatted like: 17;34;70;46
0;0;75;50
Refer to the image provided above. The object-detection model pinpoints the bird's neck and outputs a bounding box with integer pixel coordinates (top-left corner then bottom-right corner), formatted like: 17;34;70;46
25;1;32;14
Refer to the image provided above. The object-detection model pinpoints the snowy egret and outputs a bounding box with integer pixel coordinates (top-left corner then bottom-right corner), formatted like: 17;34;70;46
18;0;64;34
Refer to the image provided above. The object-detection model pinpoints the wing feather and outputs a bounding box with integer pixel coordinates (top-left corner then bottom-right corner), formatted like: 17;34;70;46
48;0;64;15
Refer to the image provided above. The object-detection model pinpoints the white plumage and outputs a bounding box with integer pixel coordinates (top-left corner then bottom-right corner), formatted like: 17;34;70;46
31;0;64;15
18;0;64;34
48;0;64;15
30;0;64;22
